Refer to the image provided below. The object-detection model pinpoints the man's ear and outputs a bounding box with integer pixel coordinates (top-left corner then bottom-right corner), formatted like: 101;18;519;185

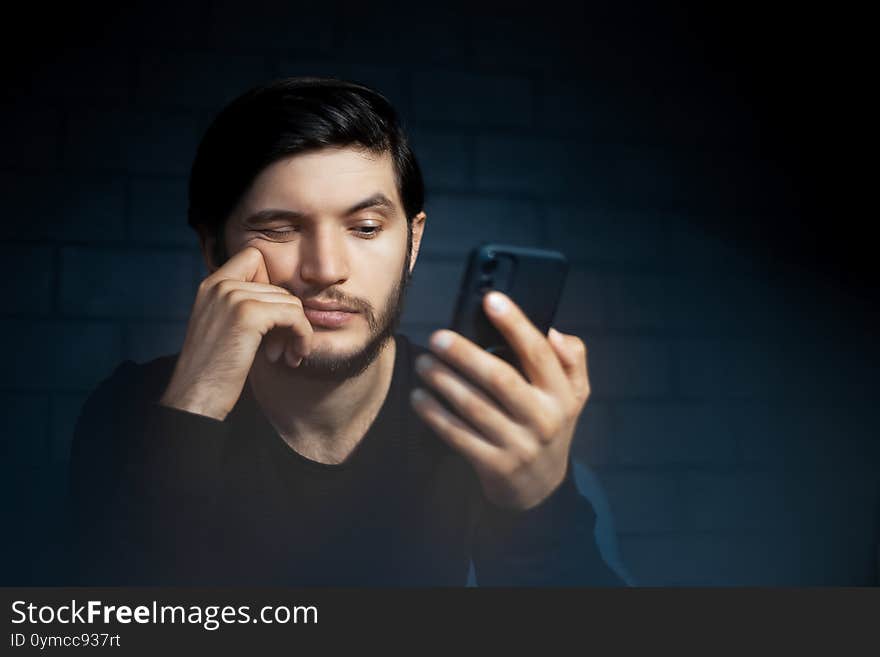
198;230;220;274
409;211;427;274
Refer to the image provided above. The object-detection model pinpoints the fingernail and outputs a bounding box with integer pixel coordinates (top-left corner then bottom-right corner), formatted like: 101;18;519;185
486;291;508;314
285;348;301;368
430;331;453;351
415;354;434;374
410;388;428;405
266;341;283;363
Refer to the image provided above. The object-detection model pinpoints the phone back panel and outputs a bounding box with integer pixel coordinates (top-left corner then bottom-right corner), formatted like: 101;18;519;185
450;243;568;371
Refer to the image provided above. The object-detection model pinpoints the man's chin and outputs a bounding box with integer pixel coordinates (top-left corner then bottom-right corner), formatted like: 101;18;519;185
291;334;393;381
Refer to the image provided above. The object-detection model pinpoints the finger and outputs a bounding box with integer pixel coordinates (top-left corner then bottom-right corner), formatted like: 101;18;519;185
246;299;314;357
283;339;303;368
262;326;289;364
548;328;589;398
214;279;297;296
482;291;569;394
410;387;505;476
207;246;271;286
226;290;301;307
414;353;523;448
220;288;305;365
426;329;538;425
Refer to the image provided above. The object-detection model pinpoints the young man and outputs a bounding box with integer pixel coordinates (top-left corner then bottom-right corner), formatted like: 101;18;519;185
67;77;623;586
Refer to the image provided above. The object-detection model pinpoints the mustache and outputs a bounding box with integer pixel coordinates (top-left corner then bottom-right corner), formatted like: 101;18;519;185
286;252;411;339
295;288;376;322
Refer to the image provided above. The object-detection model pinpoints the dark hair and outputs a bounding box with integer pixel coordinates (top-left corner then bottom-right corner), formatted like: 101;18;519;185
187;76;425;268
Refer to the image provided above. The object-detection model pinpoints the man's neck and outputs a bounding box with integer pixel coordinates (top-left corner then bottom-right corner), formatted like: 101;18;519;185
245;336;397;465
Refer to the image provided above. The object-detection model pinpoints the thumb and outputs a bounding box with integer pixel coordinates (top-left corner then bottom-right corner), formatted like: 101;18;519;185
548;327;589;397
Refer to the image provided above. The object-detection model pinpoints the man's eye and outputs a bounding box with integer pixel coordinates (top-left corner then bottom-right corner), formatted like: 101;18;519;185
257;228;297;238
354;225;382;238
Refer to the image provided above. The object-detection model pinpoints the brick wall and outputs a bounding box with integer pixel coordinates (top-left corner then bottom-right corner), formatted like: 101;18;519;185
2;1;877;585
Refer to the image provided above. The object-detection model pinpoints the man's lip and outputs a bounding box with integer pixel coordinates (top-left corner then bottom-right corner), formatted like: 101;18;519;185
301;301;357;312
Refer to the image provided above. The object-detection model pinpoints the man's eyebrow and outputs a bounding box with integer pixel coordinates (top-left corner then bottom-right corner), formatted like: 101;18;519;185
242;208;308;225
242;193;398;226
344;192;397;215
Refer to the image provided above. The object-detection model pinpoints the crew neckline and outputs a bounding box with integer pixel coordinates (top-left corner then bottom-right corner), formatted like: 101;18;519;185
232;333;405;473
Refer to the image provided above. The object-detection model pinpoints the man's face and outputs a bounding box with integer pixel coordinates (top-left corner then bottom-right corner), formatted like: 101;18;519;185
216;146;425;380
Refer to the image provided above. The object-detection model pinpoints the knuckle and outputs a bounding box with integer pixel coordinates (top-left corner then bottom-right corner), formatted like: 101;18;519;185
489;364;518;392
232;298;256;323
226;289;246;306
535;402;563;440
215;278;235;297
497;458;517;480
535;419;556;443
578;381;591;405
459;390;484;419
561;390;579;413
284;307;303;329
518;441;540;466
286;299;306;318
526;338;547;365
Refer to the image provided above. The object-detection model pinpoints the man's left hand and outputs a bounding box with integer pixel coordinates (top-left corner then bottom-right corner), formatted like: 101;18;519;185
410;291;591;511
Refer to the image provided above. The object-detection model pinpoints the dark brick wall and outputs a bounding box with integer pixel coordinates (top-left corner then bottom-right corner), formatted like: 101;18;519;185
2;1;876;585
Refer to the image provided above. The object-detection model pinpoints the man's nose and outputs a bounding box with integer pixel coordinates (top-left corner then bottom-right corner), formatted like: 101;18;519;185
298;225;350;287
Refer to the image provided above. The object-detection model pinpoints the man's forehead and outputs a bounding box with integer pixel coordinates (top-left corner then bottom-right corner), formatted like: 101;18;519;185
241;146;402;215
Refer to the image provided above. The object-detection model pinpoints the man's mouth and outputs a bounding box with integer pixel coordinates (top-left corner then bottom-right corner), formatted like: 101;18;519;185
301;300;358;328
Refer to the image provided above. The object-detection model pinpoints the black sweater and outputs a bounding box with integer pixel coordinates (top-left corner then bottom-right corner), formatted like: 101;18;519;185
67;333;623;587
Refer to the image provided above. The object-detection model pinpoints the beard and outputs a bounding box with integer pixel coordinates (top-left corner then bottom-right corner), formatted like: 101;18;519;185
290;229;413;382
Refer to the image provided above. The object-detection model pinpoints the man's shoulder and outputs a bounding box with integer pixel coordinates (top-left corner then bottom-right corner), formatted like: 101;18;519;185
70;353;182;465
86;353;180;410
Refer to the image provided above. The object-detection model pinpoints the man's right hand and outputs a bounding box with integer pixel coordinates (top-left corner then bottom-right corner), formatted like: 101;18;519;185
159;246;314;420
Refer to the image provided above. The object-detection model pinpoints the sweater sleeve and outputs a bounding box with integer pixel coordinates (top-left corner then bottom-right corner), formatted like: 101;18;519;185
67;360;231;585
471;456;625;587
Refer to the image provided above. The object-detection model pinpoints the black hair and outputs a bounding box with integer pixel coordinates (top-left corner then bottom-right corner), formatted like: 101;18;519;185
187;76;425;268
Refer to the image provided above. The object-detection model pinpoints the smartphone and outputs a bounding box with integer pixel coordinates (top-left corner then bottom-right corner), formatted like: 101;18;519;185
450;243;568;375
